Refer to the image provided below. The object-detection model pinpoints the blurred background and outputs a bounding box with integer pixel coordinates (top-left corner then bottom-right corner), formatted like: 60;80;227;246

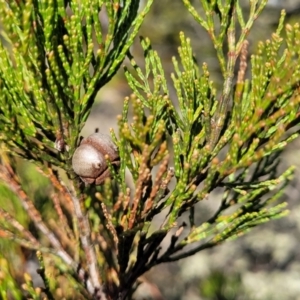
83;1;300;299
1;1;300;299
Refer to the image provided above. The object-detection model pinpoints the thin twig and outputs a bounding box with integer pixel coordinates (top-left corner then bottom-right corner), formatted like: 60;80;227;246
128;164;151;229
0;207;39;246
141;155;169;217
127;145;152;229
101;202;119;246
69;182;107;299
209;8;236;149
37;167;74;213
237;40;249;84
50;192;75;241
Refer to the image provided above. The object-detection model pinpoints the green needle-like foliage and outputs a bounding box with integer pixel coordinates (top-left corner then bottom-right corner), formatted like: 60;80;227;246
0;0;152;166
0;1;299;299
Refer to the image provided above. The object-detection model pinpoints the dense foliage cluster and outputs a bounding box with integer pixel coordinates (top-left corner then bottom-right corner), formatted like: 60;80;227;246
0;1;299;299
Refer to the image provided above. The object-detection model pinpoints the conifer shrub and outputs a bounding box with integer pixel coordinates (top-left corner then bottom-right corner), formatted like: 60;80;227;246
0;1;299;299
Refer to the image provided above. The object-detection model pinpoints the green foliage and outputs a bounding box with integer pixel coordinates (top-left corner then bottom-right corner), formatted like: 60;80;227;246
0;0;299;299
0;0;152;166
0;255;23;300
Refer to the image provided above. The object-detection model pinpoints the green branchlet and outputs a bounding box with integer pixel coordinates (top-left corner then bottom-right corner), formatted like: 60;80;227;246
120;5;300;265
0;0;153;167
